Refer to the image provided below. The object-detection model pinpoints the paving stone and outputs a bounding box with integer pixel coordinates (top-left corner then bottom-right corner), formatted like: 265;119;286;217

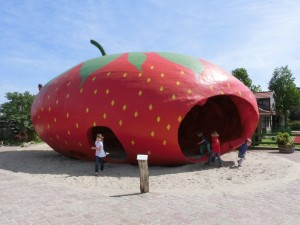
0;151;300;224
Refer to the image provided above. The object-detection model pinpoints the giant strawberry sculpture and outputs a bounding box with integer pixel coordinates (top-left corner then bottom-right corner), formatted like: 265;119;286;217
31;40;258;165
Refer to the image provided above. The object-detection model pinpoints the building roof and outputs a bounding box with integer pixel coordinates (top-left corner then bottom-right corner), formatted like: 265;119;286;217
253;91;274;99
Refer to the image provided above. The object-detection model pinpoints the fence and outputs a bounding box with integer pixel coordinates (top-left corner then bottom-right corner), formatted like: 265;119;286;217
0;120;20;141
0;128;13;140
251;131;300;149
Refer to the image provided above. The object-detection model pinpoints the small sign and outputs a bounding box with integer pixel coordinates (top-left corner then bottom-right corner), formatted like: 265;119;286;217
137;154;148;161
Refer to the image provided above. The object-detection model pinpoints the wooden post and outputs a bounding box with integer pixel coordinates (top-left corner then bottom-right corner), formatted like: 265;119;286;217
137;154;149;193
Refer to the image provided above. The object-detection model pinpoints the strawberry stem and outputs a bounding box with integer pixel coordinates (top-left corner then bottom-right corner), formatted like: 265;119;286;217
90;39;106;56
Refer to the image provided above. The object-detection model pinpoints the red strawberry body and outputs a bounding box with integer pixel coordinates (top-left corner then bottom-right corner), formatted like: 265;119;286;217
31;52;258;165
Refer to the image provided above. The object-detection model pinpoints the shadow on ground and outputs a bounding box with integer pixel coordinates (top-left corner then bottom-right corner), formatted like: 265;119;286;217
0;149;235;177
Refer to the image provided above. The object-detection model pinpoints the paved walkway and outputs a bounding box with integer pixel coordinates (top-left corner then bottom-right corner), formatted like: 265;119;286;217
0;150;300;225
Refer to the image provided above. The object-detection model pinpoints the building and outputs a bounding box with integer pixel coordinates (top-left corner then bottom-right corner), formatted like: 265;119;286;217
254;91;279;133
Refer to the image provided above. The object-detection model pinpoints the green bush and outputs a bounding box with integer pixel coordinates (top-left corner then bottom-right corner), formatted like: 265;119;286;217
32;133;42;142
276;132;293;145
290;120;300;127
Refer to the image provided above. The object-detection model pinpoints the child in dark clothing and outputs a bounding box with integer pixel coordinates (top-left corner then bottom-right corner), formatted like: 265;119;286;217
197;132;211;155
237;138;252;167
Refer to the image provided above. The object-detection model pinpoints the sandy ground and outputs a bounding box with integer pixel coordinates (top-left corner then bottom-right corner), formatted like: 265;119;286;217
0;142;299;196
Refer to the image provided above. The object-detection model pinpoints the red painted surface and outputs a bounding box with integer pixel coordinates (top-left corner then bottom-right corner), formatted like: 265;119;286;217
294;135;300;144
31;52;259;165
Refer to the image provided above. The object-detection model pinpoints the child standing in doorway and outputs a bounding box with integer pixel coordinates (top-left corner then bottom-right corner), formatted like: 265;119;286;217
206;131;223;167
91;133;106;176
197;132;211;155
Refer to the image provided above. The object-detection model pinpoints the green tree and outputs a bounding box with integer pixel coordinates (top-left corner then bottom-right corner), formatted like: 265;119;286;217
0;91;36;141
268;65;300;125
232;68;261;92
250;84;262;92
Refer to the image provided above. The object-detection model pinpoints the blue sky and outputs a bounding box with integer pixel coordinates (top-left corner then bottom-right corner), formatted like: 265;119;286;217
1;0;299;104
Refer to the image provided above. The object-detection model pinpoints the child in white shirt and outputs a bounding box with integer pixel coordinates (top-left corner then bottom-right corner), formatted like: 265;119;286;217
91;134;106;176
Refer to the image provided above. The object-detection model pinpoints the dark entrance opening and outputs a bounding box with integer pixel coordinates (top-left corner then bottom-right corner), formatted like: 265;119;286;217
88;126;127;162
178;95;243;158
